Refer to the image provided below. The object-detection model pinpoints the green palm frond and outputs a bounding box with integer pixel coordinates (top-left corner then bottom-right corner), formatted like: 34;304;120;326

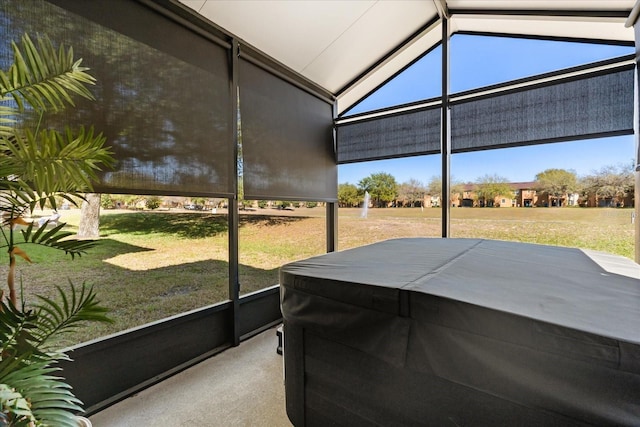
0;175;40;215
0;181;83;220
2;362;83;427
0;34;95;115
0;32;114;426
0;302;45;378
33;283;112;347
0;126;112;207
0;105;17;137
0;283;110;426
0;383;36;427
11;221;98;259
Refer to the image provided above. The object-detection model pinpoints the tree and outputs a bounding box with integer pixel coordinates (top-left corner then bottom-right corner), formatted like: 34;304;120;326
535;168;578;207
338;183;360;207
475;174;513;207
581;164;634;207
100;193;115;209
78;193;102;237
427;176;465;206
192;197;207;206
145;195;162;210
427;177;441;196
358;172;398;208
397;178;426;207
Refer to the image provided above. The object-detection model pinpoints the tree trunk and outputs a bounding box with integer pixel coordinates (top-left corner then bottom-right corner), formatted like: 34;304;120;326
77;193;101;238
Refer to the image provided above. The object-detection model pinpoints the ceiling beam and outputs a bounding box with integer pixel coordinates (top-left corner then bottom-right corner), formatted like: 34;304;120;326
433;0;449;19
625;0;640;26
448;8;632;18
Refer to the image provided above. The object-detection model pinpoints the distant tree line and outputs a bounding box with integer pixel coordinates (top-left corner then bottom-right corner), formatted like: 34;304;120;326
95;163;636;211
338;163;635;208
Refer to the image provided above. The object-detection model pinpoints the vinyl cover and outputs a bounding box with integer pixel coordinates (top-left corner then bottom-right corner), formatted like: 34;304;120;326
280;238;640;426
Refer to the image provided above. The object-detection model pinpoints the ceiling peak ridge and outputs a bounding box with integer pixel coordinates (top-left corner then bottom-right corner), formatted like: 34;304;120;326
433;0;450;19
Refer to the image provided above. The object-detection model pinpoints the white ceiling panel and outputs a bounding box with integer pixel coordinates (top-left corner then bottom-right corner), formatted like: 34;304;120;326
337;20;443;115
189;0;380;72
302;1;436;94
178;0;636;112
454;15;634;43
180;0;206;12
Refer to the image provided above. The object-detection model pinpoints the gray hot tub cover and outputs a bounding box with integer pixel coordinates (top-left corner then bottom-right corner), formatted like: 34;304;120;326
280;238;640;425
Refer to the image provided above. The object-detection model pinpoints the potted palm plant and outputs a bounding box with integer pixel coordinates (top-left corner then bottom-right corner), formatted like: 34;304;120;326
0;34;114;426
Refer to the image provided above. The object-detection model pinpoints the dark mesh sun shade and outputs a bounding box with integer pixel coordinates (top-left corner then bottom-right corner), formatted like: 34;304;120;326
336;107;441;163
2;0;234;196
239;58;337;202
451;67;634;152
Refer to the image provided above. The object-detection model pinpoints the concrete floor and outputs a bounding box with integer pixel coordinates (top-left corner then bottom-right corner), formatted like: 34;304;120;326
89;326;292;427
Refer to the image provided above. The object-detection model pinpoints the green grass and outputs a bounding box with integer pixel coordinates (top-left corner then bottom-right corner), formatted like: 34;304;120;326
338;207;635;259
0;206;634;345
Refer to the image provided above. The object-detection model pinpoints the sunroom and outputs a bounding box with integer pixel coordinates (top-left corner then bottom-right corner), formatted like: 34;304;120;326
1;0;639;425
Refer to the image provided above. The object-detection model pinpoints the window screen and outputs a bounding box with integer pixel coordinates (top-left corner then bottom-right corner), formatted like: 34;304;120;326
239;58;336;202
451;67;634;152
2;0;233;196
336;107;441;163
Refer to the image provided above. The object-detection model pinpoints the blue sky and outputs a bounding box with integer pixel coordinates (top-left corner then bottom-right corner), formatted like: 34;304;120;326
338;35;635;186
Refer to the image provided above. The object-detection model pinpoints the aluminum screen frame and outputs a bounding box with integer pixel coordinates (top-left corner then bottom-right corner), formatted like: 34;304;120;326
238;58;337;202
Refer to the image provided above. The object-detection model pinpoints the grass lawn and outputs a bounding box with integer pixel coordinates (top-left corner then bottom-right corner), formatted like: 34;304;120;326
338;206;635;259
1;206;634;345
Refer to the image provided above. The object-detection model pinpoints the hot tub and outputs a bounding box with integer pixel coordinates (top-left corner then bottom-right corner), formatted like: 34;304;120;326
280;238;640;426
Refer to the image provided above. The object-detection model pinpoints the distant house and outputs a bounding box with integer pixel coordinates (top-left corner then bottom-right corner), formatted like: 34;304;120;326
418;194;441;208
410;180;630;209
511;182;538;207
582;192;634;208
446;181;579;208
567;193;580;207
454;183;519;208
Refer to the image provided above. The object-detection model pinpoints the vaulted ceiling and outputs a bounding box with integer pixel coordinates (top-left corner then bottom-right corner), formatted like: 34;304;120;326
178;0;636;114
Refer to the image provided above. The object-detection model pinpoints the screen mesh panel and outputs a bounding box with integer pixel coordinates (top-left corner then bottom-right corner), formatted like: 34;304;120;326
239;58;336;201
451;68;635;152
336;107;441;163
2;0;233;196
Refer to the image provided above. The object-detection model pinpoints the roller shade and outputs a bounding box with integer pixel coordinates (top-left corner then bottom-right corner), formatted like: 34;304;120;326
4;0;234;196
450;67;635;152
336;107;441;163
239;58;337;201
336;67;634;162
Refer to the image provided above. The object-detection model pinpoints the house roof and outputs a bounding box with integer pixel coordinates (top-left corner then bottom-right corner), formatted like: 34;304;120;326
509;181;539;190
461;181;539;192
177;0;636;114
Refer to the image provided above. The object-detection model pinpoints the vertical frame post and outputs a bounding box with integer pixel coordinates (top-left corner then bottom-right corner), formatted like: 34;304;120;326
632;19;640;264
441;17;451;238
326;202;338;253
328;101;338;253
228;39;241;345
634;67;640;264
623;11;639;263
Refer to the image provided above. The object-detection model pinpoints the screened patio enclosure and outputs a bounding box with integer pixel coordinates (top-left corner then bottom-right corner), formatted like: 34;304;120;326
2;0;640;416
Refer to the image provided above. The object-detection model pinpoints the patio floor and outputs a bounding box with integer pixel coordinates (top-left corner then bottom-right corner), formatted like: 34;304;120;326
89;325;292;427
